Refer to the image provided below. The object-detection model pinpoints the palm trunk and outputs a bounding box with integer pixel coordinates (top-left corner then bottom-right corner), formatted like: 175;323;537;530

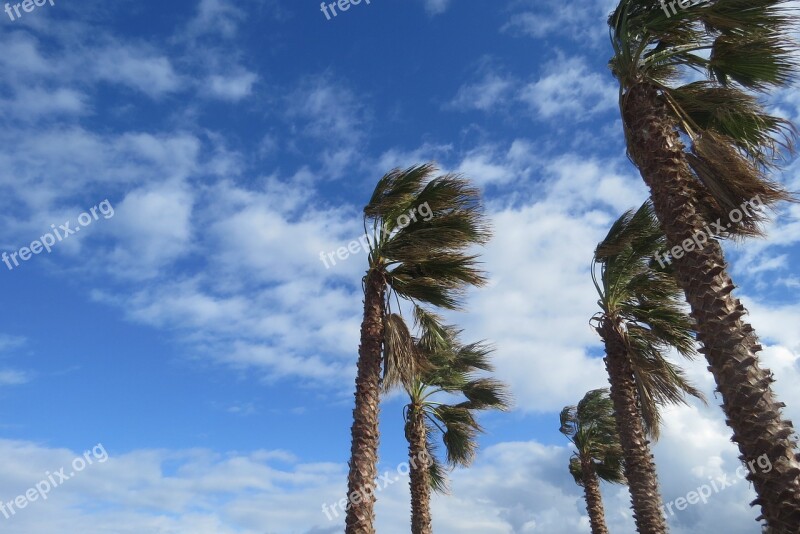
345;269;386;534
406;404;432;534
600;318;667;534
622;82;800;532
580;456;610;534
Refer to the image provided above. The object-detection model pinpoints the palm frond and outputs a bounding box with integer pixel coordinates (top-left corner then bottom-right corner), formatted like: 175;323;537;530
568;456;584;486
435;405;480;466
424;421;450;494
460;378;512;411
668;81;795;162
364;164;436;221
382;313;426;392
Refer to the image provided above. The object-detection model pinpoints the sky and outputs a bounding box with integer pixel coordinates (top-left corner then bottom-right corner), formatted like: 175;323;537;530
0;0;799;532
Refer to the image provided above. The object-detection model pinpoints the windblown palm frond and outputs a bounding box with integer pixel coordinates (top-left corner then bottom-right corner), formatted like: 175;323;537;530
364;164;492;311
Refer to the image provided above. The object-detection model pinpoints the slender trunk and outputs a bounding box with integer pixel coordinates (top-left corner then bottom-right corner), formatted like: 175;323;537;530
581;456;610;534
407;404;433;534
600;318;667;534
622;82;800;532
345;269;386;534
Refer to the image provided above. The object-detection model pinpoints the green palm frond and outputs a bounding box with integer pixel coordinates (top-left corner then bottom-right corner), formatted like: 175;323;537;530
668;81;795;163
460;378;512;410
596;448;626;484
414;306;454;357
452;341;495;373
436;404;481;466
389;254;488;310
709;34;796;90
568;456;584;485
424;422;449;493
364;164;435;221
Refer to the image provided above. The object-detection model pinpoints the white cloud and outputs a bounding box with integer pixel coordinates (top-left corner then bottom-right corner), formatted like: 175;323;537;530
205;71;258;101
93;46;183;98
448;72;516;112
0;88;87;120
105;181;194;279
184;0;246;39
0;369;29;386
422;0;451;15
502;0;617;46
285;75;370;142
518;55;617;120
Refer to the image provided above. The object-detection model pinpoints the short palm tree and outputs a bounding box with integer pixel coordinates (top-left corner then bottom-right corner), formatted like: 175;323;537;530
384;307;509;534
345;164;491;534
592;202;704;533
608;1;800;529
560;388;625;534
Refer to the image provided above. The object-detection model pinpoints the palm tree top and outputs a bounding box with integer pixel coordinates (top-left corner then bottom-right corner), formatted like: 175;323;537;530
609;0;798;87
363;163;492;311
592;201;705;438
608;0;798;235
560;388;626;486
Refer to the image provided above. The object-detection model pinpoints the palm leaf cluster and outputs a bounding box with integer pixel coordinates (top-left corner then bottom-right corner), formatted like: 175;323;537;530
560;389;625;487
609;0;797;235
364;163;491;310
385;306;510;493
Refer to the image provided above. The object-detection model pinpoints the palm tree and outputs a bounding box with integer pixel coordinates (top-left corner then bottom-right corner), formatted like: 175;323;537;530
608;1;800;529
560;388;625;534
383;307;509;534
345;164;491;534
592;202;705;533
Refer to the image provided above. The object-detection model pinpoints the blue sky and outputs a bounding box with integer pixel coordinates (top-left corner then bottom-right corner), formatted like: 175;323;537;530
1;0;799;532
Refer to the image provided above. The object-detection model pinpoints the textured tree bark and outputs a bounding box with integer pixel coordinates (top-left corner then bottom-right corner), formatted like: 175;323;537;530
407;405;433;534
622;82;800;532
345;269;386;534
600;318;668;534
581;457;610;534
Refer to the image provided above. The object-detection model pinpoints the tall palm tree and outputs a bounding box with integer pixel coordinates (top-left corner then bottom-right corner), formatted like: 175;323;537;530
383;307;509;534
592;202;704;533
608;1;800;529
560;388;625;534
346;164;491;534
